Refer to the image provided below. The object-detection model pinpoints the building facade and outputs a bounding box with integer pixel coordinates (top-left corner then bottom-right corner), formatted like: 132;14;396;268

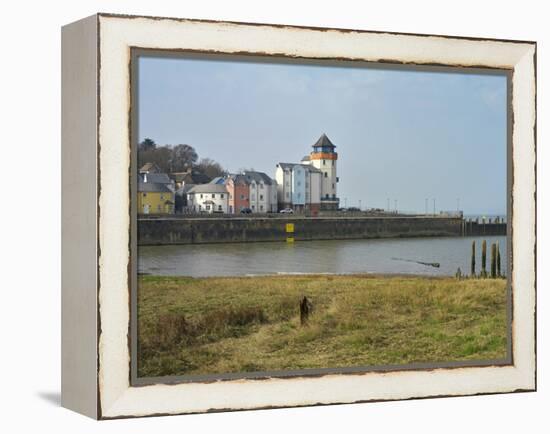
242;171;278;213
275;133;338;213
137;182;175;214
186;184;229;214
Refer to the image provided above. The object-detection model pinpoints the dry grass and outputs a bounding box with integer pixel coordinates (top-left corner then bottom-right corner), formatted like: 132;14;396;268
137;274;508;378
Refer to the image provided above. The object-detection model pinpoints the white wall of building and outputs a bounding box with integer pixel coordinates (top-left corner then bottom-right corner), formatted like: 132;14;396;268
187;190;229;213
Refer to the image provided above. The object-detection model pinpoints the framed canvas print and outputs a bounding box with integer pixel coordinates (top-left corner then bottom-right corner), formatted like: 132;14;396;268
61;13;536;419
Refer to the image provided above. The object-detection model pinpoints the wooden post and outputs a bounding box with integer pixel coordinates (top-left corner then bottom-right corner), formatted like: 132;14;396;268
471;240;476;277
491;243;497;278
497;241;501;277
481;240;487;277
300;296;313;325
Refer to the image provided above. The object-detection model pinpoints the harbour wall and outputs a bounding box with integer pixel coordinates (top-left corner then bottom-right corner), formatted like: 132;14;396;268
137;216;471;246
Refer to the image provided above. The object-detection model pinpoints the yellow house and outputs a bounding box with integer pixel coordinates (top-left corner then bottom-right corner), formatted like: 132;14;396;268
138;182;175;214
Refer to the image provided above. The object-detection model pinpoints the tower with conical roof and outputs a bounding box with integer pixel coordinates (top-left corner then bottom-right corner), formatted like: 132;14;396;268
307;134;339;210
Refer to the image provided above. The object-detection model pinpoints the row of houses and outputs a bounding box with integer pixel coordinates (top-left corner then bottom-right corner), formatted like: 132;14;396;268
137;134;340;215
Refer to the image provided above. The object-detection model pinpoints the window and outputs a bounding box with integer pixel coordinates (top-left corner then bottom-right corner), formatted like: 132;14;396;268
326;194;329;199
221;193;224;198
251;184;256;189
323;159;326;165
252;205;255;210
218;205;222;211
260;194;264;200
260;205;264;211
260;183;264;189
240;194;245;200
324;172;328;178
297;192;301;198
143;193;147;197
206;205;210;210
332;194;336;199
200;194;203;198
212;193;216;199
251;194;256;201
305;182;309;188
297;181;301;186
332;183;335;189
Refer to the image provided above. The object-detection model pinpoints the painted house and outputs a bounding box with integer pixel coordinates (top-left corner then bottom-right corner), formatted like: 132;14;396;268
137;182;175;214
207;171;278;214
187;184;229;214
225;174;250;214
275;134;339;213
275;163;322;214
242;171;278;213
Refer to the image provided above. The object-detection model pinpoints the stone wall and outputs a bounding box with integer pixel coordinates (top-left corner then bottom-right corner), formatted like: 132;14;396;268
138;216;465;245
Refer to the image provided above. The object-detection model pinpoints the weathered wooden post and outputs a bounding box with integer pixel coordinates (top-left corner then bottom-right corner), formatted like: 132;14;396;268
300;296;313;325
497;241;501;277
481;240;487;277
491;243;497;278
471;240;476;277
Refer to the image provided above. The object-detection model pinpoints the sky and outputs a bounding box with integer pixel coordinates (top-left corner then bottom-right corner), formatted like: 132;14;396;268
138;55;508;215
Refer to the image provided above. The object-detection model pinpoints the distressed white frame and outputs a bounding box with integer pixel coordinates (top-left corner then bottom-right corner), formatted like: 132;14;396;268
65;13;536;419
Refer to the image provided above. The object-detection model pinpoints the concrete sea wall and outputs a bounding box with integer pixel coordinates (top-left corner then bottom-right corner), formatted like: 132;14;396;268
138;216;466;246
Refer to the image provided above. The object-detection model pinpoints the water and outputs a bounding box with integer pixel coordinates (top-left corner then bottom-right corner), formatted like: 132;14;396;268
138;235;507;277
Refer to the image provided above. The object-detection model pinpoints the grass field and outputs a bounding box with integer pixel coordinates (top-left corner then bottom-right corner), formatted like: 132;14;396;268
137;274;508;378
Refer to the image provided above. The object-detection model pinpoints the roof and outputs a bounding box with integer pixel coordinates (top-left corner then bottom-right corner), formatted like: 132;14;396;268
301;155;310;162
139;172;172;184
188;184;228;194
176;184;195;196
138;182;173;193
277;162;322;173
312;133;336;149
139;162;161;173
209;176;226;185
226;173;250;185
243;171;275;185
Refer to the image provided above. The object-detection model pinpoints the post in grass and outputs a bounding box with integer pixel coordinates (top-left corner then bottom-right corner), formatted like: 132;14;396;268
496;241;501;277
491;243;497;279
481;240;487;277
471;240;476;277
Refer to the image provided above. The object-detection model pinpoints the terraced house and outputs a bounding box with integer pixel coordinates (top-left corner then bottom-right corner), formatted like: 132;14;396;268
186;184;229;214
138;182;175;214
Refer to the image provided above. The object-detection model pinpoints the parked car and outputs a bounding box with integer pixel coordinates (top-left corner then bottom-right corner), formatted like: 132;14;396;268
240;207;252;214
279;208;294;214
347;207;361;212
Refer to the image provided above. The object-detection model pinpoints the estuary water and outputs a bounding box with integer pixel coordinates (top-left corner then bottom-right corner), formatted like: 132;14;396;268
138;235;507;277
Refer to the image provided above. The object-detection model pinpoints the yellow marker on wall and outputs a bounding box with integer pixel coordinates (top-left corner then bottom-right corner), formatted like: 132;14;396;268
286;223;295;243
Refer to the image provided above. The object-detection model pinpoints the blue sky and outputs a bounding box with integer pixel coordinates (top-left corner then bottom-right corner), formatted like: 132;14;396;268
138;55;507;215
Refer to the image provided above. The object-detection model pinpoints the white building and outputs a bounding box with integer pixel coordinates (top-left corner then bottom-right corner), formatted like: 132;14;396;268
275;163;322;214
186;184;229;214
242;171;278;213
275;133;339;213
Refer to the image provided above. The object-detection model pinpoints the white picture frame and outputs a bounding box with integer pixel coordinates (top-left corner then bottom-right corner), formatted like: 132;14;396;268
61;13;536;419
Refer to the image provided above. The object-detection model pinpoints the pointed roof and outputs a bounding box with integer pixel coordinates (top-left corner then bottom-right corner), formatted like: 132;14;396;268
312;133;336;149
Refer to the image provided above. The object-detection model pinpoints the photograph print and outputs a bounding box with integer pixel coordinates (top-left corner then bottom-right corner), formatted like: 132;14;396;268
133;52;510;381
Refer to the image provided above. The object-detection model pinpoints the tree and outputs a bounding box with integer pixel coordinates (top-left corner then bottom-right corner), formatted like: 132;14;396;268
195;158;226;180
138;138;156;152
170;144;198;172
